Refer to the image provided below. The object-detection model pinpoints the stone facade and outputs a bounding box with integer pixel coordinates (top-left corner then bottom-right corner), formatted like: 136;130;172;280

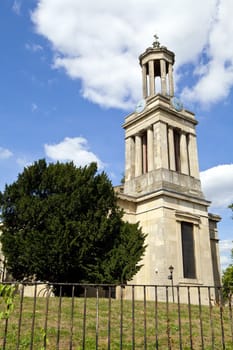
117;37;221;303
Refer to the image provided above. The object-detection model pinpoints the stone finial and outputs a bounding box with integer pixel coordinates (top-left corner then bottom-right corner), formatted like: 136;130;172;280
153;34;160;48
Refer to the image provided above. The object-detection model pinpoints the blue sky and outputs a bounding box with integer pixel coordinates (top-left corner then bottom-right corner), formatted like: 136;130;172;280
0;0;233;270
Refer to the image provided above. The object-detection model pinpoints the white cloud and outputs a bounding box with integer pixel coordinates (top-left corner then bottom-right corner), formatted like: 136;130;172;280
25;43;43;53
219;239;232;270
200;164;233;208
220;239;232;254
181;0;233;107
31;0;233;110
12;0;21;15
16;157;32;168
200;166;233;270
44;137;104;169
31;103;38;112
0;147;13;160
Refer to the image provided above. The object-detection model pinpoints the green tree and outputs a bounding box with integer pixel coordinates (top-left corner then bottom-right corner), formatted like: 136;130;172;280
222;250;233;298
222;204;233;298
0;160;146;285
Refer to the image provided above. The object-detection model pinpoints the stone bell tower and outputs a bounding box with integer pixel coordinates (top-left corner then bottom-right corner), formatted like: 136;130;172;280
117;36;221;300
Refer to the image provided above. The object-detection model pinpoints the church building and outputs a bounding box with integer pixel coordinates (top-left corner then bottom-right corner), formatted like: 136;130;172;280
117;36;221;301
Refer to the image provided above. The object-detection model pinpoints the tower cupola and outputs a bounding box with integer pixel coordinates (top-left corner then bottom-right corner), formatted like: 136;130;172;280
139;35;175;98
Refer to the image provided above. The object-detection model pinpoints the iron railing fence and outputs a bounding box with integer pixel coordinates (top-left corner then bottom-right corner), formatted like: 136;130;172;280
0;282;232;350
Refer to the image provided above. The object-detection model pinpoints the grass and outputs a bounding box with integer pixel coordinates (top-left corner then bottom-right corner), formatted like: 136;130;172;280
0;291;232;349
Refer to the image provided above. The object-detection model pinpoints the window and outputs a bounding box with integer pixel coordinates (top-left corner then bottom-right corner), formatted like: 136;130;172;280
181;222;196;279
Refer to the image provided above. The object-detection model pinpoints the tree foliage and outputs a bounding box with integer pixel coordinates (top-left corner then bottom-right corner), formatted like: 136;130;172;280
222;250;233;298
0;160;146;285
222;204;233;298
222;264;233;297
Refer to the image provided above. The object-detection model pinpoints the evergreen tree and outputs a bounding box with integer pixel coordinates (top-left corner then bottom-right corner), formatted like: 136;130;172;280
0;160;146;285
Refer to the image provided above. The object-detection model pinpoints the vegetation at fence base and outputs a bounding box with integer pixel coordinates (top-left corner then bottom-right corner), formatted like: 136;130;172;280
0;284;16;320
0;160;146;289
0;292;232;350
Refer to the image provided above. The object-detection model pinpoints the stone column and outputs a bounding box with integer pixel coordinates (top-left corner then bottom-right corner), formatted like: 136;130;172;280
188;134;200;178
153;122;169;169
125;137;135;181
147;127;154;171
135;135;142;177
149;60;155;96
130;137;135;178
161;123;169;169
180;132;189;175
153;123;160;169
142;133;147;174
160;59;167;95
125;137;131;181
168;63;174;97
168;127;175;171
142;64;148;98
